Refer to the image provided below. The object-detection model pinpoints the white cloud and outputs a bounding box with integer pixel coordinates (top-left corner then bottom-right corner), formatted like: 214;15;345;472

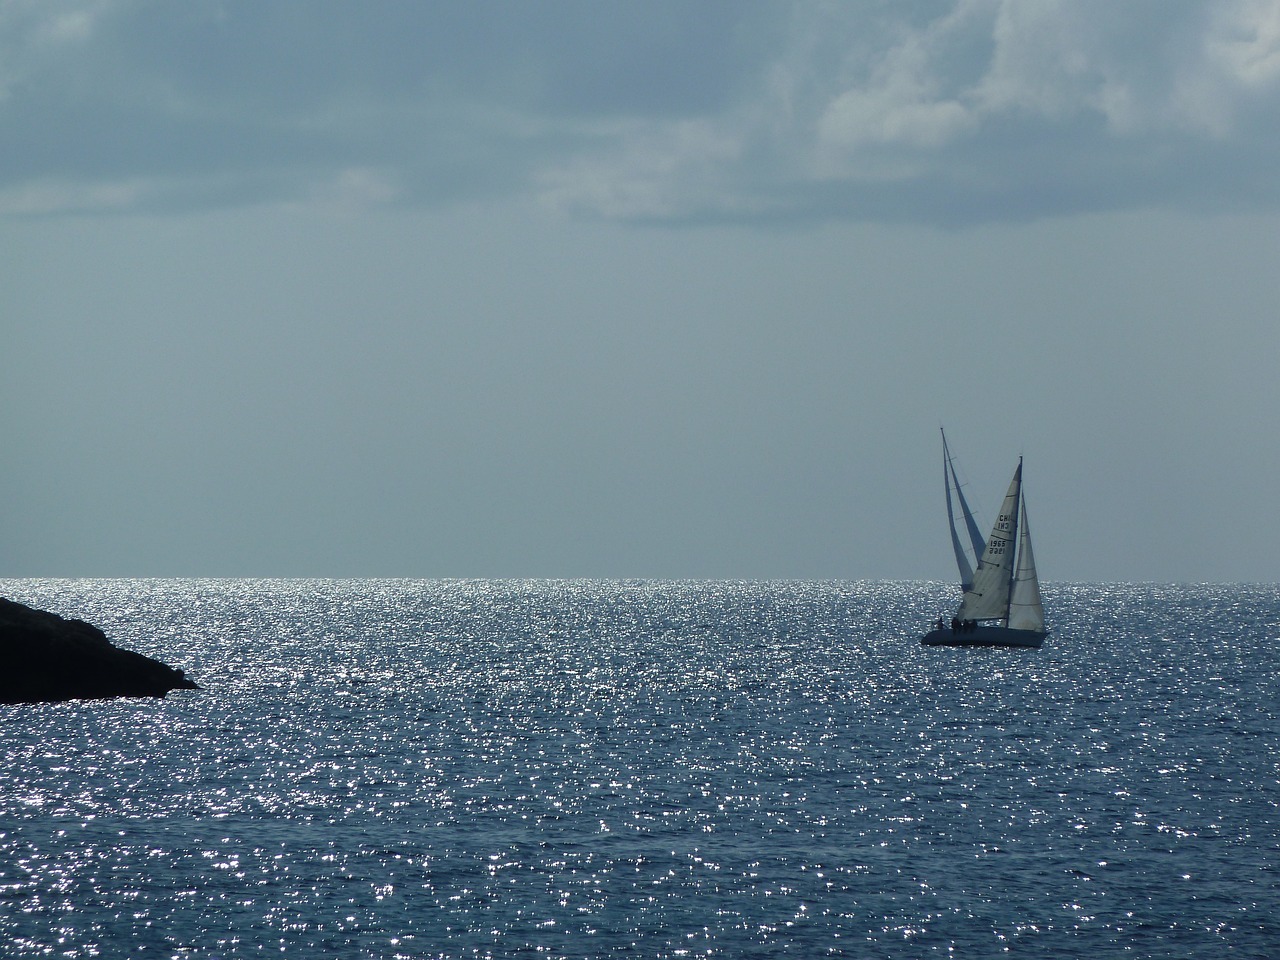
812;0;1280;144
538;119;750;220
1210;0;1280;88
0;175;145;216
537;0;1280;220
817;45;975;157
816;0;983;156
977;3;1118;122
0;1;93;99
1170;0;1280;135
4;1;1280;224
309;167;402;209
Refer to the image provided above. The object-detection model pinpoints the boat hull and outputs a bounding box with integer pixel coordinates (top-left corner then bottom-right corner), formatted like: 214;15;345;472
921;626;1044;649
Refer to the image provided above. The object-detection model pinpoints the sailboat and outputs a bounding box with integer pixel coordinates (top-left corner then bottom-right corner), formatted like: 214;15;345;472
922;430;1046;648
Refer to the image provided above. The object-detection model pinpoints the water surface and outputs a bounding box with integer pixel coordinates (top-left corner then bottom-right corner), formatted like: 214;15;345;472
1;579;1276;957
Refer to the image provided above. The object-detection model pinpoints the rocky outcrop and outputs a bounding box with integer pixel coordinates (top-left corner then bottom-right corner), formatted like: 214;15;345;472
0;596;198;704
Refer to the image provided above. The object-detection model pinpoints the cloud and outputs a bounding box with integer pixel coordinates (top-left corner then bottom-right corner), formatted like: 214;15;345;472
541;0;1280;223
816;1;982;154
3;0;1280;224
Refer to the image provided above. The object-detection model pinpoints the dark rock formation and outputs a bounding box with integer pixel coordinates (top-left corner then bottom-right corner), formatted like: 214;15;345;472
0;596;198;704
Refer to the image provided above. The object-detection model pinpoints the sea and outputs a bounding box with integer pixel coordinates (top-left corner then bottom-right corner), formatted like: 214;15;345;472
1;579;1277;959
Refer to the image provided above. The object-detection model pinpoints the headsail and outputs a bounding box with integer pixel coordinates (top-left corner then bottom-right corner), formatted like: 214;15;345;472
942;429;986;591
1007;496;1045;631
956;460;1022;623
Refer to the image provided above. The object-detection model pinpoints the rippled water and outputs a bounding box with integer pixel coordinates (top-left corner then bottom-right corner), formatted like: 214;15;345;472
1;579;1277;958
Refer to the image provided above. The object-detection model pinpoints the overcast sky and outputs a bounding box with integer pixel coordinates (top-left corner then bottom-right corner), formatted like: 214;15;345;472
3;0;1278;582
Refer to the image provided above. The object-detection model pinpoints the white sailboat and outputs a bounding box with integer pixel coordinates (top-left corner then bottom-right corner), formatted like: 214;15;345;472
922;431;1046;648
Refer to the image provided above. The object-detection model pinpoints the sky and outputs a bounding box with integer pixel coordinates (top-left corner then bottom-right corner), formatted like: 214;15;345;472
2;0;1279;582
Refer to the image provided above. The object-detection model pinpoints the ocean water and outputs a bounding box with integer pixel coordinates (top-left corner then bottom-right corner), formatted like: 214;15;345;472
0;579;1277;959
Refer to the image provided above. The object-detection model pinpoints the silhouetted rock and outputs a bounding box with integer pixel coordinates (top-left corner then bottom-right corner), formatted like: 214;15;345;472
0;596;198;704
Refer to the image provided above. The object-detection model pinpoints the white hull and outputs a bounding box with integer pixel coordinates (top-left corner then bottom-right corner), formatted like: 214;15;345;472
921;626;1044;649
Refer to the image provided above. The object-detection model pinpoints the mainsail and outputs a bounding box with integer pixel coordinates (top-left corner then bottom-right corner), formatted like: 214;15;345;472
956;461;1023;623
942;428;986;592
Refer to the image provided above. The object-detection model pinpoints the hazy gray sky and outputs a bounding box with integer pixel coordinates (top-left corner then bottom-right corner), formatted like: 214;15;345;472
3;0;1278;581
